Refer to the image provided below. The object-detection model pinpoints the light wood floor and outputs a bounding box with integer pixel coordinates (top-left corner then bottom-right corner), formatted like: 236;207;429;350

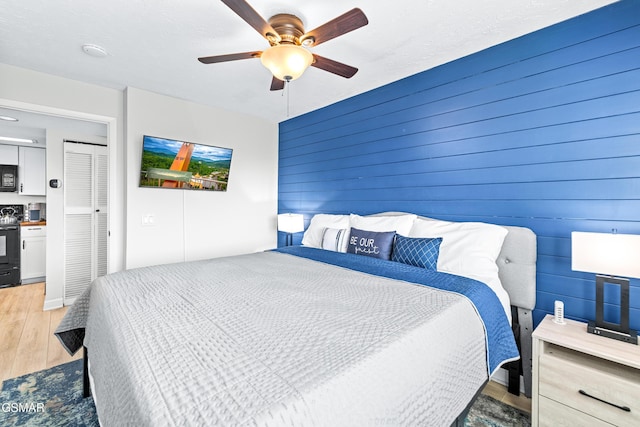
0;282;531;414
0;282;82;384
482;378;531;414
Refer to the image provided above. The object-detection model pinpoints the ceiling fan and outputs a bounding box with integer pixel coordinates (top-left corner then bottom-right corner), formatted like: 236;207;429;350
198;0;368;91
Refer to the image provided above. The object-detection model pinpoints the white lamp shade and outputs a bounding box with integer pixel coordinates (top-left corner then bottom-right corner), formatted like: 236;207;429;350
571;231;640;279
260;45;313;81
278;213;305;233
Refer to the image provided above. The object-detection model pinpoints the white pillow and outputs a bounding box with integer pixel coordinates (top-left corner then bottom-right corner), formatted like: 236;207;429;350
350;213;417;236
301;214;350;248
409;217;511;320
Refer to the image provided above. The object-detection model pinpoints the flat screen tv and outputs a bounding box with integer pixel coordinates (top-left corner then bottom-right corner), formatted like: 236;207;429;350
139;135;233;191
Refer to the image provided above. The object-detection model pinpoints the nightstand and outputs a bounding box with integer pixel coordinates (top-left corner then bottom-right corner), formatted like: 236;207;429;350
532;315;640;426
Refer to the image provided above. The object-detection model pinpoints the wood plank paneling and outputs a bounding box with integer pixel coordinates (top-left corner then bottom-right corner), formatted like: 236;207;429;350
278;1;640;330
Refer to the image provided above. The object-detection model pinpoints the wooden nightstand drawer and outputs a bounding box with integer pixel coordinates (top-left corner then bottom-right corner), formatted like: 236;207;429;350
539;343;640;426
539;396;613;427
532;316;640;427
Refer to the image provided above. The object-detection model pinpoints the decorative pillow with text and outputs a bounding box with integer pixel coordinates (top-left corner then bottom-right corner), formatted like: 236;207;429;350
347;228;396;260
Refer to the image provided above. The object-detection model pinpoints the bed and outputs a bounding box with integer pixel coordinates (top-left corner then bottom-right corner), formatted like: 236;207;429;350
55;212;536;426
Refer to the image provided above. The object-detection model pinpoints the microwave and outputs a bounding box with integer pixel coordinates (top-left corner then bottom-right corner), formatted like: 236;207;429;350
0;165;18;192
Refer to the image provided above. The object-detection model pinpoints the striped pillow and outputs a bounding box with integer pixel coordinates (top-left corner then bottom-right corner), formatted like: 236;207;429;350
321;227;349;252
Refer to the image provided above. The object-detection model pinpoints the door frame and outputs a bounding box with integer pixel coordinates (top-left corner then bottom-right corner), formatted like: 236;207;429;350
0;98;119;307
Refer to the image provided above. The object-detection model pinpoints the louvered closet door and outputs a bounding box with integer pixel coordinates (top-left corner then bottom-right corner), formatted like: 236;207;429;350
95;151;109;277
63;142;108;303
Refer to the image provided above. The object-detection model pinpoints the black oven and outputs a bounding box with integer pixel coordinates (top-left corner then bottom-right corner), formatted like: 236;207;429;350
0;204;23;288
0;224;20;287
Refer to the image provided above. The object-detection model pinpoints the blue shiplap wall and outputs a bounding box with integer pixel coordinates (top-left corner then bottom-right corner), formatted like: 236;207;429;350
278;0;640;329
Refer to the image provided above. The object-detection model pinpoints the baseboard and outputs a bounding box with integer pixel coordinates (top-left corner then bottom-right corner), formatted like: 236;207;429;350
21;276;46;285
490;368;525;395
43;297;63;311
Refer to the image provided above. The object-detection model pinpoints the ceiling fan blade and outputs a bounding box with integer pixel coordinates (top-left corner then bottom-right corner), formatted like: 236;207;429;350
311;54;358;78
302;8;368;47
221;0;281;43
198;51;262;64
270;77;285;91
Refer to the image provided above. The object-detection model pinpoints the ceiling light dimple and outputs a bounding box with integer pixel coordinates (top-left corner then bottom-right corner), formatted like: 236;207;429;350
82;43;108;58
0;116;18;122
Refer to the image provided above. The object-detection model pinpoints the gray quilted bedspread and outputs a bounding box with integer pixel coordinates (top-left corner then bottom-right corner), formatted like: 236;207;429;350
55;251;488;426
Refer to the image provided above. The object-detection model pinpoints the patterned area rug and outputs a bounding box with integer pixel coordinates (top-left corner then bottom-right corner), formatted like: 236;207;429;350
0;360;97;427
1;360;529;426
465;394;531;427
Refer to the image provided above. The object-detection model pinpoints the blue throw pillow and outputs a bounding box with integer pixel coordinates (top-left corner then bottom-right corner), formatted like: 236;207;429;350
347;228;396;260
392;235;442;270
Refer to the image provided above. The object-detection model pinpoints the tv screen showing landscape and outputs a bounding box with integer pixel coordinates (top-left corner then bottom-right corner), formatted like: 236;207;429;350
139;135;233;191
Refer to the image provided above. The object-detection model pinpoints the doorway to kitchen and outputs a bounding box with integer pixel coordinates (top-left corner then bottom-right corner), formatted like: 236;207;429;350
0;98;119;310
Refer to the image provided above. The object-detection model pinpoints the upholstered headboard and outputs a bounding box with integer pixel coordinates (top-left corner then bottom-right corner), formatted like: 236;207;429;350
496;225;537;311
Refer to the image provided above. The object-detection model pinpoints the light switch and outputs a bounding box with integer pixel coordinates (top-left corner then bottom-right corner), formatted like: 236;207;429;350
141;214;156;226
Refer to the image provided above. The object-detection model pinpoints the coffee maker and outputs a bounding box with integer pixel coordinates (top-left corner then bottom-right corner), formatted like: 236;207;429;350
26;202;45;222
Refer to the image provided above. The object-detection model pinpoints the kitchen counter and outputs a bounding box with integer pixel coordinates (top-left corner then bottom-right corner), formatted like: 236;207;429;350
20;221;47;226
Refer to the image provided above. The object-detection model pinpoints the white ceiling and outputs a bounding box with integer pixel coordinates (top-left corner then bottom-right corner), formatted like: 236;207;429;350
1;0;617;124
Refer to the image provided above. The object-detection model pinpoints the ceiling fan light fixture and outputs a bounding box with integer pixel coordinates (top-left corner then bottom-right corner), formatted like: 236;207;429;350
260;44;313;82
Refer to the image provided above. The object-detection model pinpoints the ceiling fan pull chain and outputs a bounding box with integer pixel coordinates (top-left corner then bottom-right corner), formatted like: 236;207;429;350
286;80;290;118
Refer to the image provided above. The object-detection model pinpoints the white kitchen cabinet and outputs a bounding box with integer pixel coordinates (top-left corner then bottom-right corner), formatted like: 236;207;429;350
21;225;46;284
0;144;19;165
18;146;46;196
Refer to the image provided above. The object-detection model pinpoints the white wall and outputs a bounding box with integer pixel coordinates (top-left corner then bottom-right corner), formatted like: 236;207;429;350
125;88;278;268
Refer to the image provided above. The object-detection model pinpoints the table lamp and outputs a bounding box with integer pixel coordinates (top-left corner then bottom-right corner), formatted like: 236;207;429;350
278;213;304;246
571;231;640;344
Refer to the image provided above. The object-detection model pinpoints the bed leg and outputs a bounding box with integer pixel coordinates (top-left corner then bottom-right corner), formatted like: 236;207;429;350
83;346;91;398
449;379;488;427
507;307;521;395
517;307;533;398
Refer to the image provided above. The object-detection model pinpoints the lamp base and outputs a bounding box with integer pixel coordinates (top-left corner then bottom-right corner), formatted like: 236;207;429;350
588;321;638;345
